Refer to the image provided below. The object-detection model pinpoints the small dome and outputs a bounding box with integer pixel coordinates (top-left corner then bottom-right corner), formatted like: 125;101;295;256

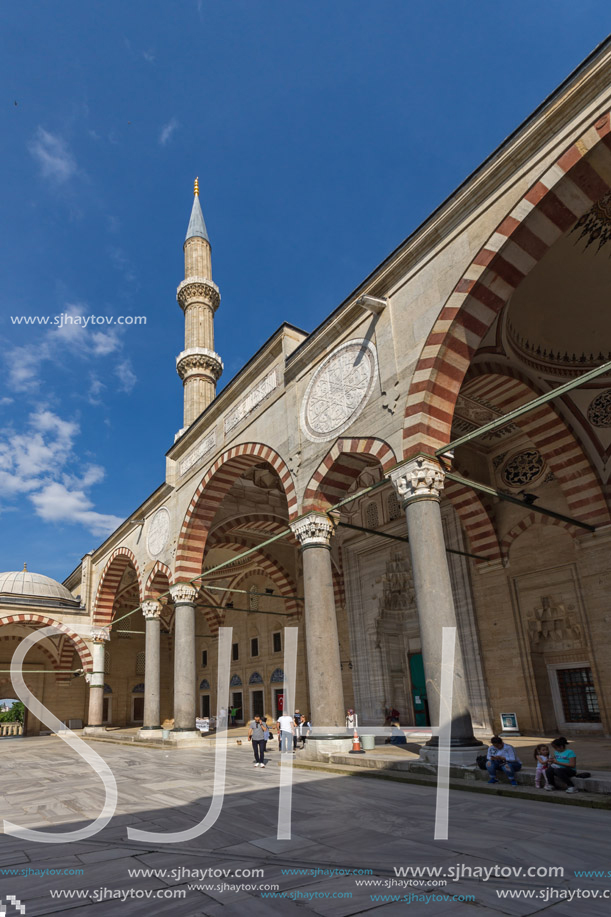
0;566;77;604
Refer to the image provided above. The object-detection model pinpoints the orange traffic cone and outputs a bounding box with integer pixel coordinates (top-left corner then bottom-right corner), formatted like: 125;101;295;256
349;728;365;754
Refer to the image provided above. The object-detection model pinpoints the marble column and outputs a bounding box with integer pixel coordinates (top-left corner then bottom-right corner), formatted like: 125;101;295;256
388;457;480;749
140;600;162;734
170;583;198;733
291;513;345;731
87;628;109;728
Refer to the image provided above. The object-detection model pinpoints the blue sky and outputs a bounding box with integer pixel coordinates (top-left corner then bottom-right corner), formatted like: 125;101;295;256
0;2;609;581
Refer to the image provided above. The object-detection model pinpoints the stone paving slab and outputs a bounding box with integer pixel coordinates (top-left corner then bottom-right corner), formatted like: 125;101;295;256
1;737;611;915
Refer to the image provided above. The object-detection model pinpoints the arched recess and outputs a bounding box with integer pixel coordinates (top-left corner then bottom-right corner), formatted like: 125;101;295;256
302;437;397;512
460;364;609;526
443;478;502;564
208;513;294;547
144;561;173;600
0;635;60;678
500;512;579;564
404;112;611;456
175;443;297;579
0;615;93;672
93;547;143;627
200;540;300;634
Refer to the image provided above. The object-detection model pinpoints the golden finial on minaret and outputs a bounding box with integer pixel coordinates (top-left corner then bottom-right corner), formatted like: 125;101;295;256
23;562;27;572
194;177;199;197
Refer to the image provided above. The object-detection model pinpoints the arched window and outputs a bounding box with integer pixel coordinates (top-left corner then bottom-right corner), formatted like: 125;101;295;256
270;668;285;683
365;501;379;529
103;683;112;694
249;672;263;685
387;491;402;521
132;683;145;693
230;674;242;687
136;652;145;675
199;679;210;690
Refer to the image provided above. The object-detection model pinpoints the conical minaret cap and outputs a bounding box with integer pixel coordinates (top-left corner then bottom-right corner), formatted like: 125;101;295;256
185;177;209;243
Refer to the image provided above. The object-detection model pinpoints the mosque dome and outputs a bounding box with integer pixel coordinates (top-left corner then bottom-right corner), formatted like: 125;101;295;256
0;565;78;605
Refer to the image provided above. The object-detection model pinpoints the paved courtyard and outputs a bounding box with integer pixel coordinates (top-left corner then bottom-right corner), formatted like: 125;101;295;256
1;736;610;916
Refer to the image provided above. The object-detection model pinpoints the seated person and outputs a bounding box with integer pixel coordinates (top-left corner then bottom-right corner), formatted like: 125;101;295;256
389;719;407;745
486;735;522;786
546;737;578;793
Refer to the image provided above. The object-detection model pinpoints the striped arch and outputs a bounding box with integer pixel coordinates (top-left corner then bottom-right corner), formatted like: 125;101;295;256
500;512;578;564
0;615;93;672
404;112;611;456
0;635;60;680
461;365;609;526
208;513;293;547
443;479;502;564
200;539;300;634
144;561;173;600
93;547;143;627
56;634;78;685
175;443;297;579
302;437;397;512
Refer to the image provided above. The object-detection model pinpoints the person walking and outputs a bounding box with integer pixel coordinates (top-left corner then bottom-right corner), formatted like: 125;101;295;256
248;715;267;768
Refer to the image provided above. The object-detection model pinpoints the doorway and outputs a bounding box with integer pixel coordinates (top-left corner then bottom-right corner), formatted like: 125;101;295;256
251;690;264;719
231;691;243;724
409;654;429;727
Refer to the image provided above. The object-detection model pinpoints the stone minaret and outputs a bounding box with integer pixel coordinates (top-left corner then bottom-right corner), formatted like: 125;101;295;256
176;178;223;430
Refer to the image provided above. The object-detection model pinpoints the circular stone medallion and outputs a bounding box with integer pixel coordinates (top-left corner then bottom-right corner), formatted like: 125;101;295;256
501;450;545;488
146;507;170;558
587;389;611;428
301;339;378;442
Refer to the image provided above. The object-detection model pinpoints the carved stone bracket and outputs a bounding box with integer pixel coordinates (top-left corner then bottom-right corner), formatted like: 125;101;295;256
141;600;163;620
387;456;445;507
177;278;221;312
170;583;199;605
90;628;110;644
290;513;336;548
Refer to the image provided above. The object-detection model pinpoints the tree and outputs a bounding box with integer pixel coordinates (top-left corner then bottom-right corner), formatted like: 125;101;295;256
0;701;24;724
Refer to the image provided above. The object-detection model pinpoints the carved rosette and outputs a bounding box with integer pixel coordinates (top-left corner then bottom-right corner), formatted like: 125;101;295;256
388;457;445;507
169;583;199;605
90;628;110;644
177;278;221;312
290;513;335;548
176;348;223;382
141;600;162;620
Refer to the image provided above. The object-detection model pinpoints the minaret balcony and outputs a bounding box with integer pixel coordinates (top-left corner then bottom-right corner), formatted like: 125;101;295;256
177;277;221;312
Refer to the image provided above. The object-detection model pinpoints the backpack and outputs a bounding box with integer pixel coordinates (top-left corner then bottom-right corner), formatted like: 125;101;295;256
476;754;488;770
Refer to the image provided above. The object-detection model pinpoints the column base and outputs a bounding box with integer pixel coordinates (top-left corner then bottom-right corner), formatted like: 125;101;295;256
419;745;483;766
170;729;202;742
138;727;163;740
302;736;354;761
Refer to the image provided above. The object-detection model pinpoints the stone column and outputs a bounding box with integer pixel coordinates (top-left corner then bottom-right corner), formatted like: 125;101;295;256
86;628;109;730
291;513;347;751
388;457;482;757
170;583;199;735
139;600;162;737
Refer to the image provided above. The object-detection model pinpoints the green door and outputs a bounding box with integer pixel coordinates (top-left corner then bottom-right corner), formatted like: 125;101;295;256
409;654;429;726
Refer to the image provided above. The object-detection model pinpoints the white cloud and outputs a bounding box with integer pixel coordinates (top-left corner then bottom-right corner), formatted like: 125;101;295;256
116;360;137;392
142;48;155;62
4;303;133;396
31;483;123;537
159;117;179;146
0;411;123;537
28;128;77;183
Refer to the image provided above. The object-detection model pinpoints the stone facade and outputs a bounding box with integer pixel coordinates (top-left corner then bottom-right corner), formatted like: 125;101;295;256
3;46;611;742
